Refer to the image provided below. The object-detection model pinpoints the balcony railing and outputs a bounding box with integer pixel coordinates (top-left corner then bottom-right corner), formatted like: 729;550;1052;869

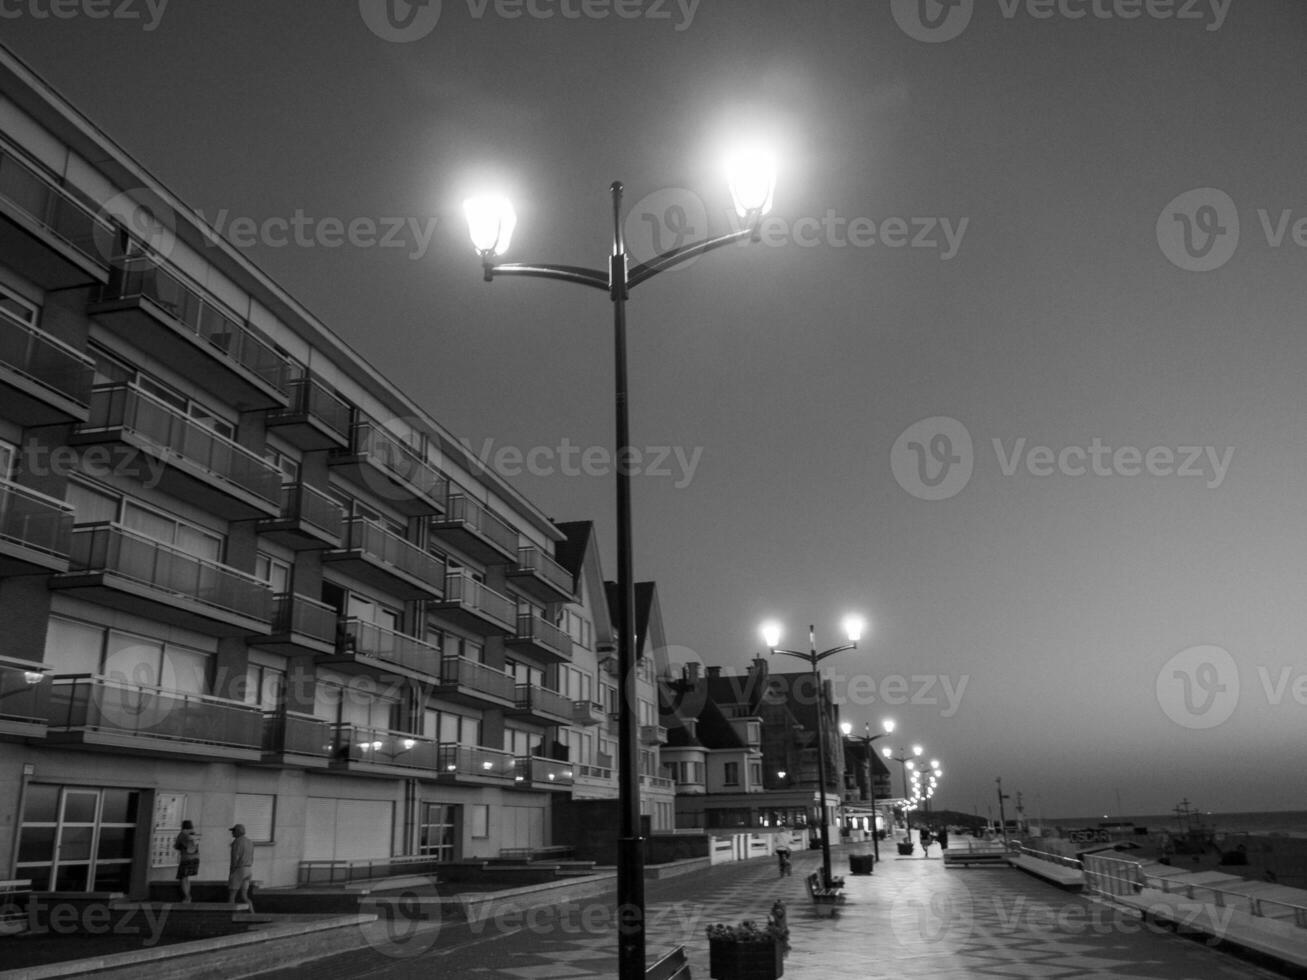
640;724;669;744
512;683;573;721
262;710;332;759
77;383;282;509
507;546;574;600
265;375;352;446
438;571;516;631
509;611;572;661
438;656;517;703
514;756;575;788
269;593;337;646
335;420;448;513
432;494;519;557
0;480;73;563
571;700;605;726
438;743;517;781
641;774;675;790
327;518;446;597
0;305;95;413
339;619;441;677
0;666;48;726
330;724;442;771
0;144;113;277
63;523;273;624
266;481;344;543
95;254;296;397
46;674;263;750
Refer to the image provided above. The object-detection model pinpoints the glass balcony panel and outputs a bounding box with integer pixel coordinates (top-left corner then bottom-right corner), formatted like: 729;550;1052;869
0;481;74;559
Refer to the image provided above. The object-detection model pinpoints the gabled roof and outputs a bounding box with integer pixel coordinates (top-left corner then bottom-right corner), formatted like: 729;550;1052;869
604;580;657;657
553;521;593;578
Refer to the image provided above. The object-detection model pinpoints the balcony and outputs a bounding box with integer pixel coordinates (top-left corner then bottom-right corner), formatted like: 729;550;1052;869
0;480;74;576
258;481;344;550
329;420;448;516
571;700;605;726
640;774;675;791
436;743;516;786
505;546;574;603
70;384;282;520
52;523;274;636
641;724;669;745
0;144;112;288
505;611;572;663
326;618;441;681
250;593;337;655
513;756;575;791
264;375;351;451
0;660;50;739
428;494;518;563
329;724;443;776
88;255;296;410
261;710;332;768
505;683;573;726
435;656;516;709
429;571;516;634
0;306;95;425
44;674;263;761
322;518;444;601
606;713;620;737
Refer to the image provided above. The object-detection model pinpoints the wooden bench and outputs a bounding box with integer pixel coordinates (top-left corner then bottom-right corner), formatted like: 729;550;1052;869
804;872;845;917
646;944;691;980
943;846;1009;868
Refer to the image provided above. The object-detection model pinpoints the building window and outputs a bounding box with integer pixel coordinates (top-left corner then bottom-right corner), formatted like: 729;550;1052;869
255;553;292;594
233;793;276;844
43;617;210;693
723;762;740;786
750;761;763;787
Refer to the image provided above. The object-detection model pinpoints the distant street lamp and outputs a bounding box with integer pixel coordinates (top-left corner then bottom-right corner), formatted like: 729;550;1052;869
840;718;892;861
762;617;865;888
883;742;924;835
466;157;776;980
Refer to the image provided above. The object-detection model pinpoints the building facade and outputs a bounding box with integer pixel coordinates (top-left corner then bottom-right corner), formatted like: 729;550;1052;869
0;44;667;896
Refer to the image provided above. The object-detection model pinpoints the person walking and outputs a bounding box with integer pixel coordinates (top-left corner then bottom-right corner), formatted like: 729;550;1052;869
776;844;792;878
227;823;255;911
174;820;199;901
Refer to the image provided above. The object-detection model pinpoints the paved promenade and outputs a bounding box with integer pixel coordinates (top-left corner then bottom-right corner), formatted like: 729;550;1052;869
253;841;1288;979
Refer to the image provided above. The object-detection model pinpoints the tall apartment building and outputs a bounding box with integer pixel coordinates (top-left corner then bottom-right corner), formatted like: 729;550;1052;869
0;43;669;896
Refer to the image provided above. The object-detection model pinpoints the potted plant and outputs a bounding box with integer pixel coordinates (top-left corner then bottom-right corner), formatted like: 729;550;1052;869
897;837;915;856
706;900;789;979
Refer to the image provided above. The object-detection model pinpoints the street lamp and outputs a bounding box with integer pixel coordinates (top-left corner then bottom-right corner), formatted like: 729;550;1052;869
761;617;865;888
839;718;892;861
466;161;776;980
882;742;924;836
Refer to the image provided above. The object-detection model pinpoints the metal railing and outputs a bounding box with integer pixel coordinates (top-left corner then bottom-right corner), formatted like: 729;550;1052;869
1015;844;1084;870
298;854;445;887
269;593;337;645
514;683;572;719
336;517;446;589
46;674;263;749
65;523;274;622
510;546;574;596
0;144;113;266
513;611;572;657
438;656;517;701
262;710;331;757
443;570;516;629
0;480;74;559
439;493;519;555
276;481;344;540
438;743;516;780
0;305;95;407
267;375;351;440
340;618;441;675
331;724;442;770
96;254;295;395
79;383;282;506
514;756;575;786
348;419;448;504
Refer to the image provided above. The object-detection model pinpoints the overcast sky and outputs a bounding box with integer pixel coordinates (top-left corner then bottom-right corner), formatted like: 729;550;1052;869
7;0;1306;820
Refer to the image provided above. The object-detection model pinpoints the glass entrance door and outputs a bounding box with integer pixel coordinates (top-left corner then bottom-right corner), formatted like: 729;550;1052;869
418;803;459;862
16;784;140;892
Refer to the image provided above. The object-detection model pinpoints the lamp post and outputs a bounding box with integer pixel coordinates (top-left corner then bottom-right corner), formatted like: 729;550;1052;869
840;718;892;861
761;617;865;888
465;160;776;980
882;742;924;836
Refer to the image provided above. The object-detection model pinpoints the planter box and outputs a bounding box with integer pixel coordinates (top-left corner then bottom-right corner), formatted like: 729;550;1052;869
897;841;915;856
709;937;784;979
849;853;874;875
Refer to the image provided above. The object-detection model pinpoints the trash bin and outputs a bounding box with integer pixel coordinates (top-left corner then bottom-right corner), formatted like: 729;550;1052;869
849;853;875;875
